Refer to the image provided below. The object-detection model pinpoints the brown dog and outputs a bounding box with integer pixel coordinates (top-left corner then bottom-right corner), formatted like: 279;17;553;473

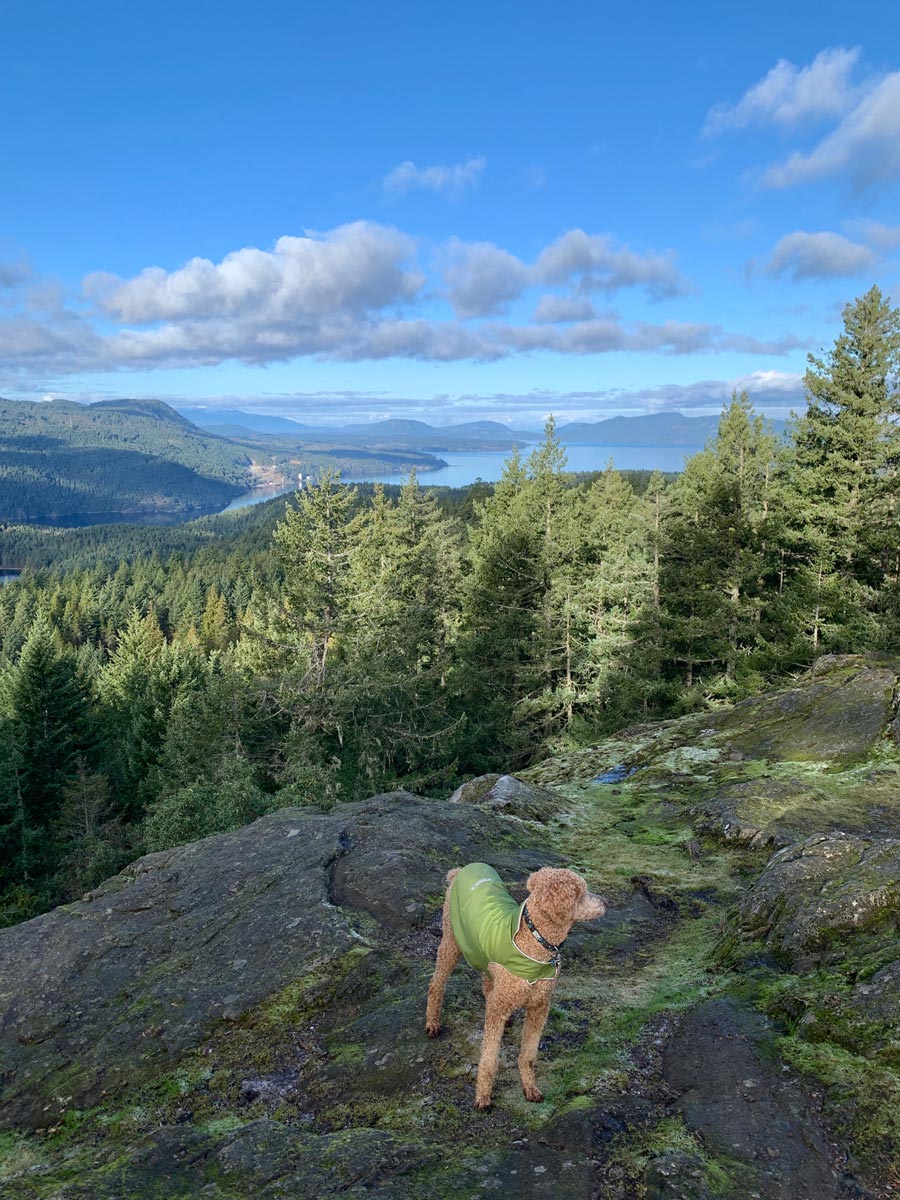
425;862;607;1109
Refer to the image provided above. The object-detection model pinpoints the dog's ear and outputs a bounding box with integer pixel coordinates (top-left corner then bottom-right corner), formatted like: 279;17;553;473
526;869;546;894
574;891;607;921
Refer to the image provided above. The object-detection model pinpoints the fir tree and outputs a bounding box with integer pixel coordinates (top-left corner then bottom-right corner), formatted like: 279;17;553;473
784;286;900;653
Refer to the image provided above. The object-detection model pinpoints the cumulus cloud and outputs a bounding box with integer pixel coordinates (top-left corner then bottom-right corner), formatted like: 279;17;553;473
706;48;900;193
86;222;424;323
763;230;877;280
845;219;900;253
756;221;900;281
534;230;688;298
443;229;689;317
383;156;486;196
615;370;805;413
762;70;900;190
0;220;808;377
443;240;530;317
0;259;31;289
532;294;597;323
704;46;861;135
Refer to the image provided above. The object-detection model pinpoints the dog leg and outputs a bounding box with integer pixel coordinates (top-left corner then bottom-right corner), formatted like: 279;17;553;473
518;995;551;1102
425;929;461;1038
474;989;508;1110
481;972;494;998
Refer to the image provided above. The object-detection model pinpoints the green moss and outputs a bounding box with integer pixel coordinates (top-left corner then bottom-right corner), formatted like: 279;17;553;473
0;1131;48;1181
778;1038;900;1181
603;1115;758;1199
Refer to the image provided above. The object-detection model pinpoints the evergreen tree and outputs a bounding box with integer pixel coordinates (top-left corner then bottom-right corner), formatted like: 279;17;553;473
566;463;656;730
457;434;558;768
0;618;98;890
341;473;462;793
634;394;782;707
99;607;205;817
784;286;900;652
268;472;358;802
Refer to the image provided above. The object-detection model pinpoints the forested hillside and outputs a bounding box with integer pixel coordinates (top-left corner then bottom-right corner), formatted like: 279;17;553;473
0;397;253;520
0;397;456;524
1;286;898;929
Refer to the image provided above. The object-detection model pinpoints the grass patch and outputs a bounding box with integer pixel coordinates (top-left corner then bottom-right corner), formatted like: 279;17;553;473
0;1131;48;1181
778;1038;900;1183
602;1115;758;1199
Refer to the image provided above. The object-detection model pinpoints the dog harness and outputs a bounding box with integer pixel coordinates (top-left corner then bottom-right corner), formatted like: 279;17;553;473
448;862;559;983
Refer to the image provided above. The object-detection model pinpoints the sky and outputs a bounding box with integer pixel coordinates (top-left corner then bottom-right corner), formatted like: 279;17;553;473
1;0;899;427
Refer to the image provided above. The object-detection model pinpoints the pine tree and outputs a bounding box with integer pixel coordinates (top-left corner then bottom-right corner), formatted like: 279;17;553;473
457;422;581;766
99;607;205;817
271;470;357;687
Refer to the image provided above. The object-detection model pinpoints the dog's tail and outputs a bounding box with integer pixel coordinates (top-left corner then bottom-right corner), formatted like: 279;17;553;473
445;867;460;887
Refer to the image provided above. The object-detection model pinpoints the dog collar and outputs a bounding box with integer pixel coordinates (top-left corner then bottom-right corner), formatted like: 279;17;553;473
522;904;561;971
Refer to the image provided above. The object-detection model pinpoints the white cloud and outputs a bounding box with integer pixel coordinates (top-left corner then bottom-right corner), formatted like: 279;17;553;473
845;219;900;253
762;71;900;190
443;240;530;317
534;230;688;298
704;47;861;135
559;370;805;414
0;221;807;377
0;259;31;289
532;294;596;323
86;222;424;323
706;48;900;193
763;230;877;280
382;156;486;196
442;229;689;317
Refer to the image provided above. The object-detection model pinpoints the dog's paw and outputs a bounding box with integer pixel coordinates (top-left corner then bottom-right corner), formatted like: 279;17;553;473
522;1085;543;1103
425;1022;442;1039
473;1096;492;1111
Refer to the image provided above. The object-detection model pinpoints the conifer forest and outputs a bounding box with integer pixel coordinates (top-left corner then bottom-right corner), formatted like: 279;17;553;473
2;286;899;925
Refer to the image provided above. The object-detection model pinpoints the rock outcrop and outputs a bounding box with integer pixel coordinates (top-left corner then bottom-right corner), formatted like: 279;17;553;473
448;773;562;822
4;656;900;1199
735;832;900;970
0;792;549;1129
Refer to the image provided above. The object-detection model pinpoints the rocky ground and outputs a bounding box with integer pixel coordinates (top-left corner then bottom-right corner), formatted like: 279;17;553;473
2;655;900;1198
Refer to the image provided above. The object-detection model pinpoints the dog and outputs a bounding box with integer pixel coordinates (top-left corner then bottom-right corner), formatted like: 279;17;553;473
425;862;607;1110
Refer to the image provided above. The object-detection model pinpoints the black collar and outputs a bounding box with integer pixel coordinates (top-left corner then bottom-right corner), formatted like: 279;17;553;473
522;904;561;969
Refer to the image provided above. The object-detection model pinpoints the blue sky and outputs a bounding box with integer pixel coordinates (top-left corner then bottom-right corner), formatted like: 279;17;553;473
1;0;899;426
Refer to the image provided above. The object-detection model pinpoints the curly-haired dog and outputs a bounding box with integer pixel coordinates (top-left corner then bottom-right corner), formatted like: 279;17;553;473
425;862;607;1109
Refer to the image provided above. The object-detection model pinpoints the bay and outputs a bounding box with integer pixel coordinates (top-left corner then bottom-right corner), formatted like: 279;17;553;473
338;442;701;488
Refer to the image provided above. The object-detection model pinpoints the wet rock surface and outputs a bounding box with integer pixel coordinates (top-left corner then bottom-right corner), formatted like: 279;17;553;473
663;998;849;1200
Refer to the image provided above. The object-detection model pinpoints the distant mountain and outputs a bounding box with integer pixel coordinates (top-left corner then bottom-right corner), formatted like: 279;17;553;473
299;418;527;451
178;407;313;434
92;398;200;430
0;397;253;523
558;411;786;446
427;420;538;440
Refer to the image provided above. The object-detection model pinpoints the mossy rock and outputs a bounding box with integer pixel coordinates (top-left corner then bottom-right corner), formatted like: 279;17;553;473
715;659;898;764
448;774;563;823
734;831;900;971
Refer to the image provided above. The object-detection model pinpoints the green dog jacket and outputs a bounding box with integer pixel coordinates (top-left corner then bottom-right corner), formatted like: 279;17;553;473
448;862;558;983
